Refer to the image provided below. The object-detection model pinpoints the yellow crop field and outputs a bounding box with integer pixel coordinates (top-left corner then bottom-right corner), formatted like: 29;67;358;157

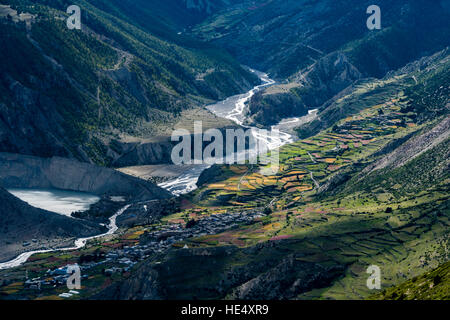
287;185;313;193
284;182;301;189
224;186;239;191
280;176;299;183
209;184;226;189
229;201;246;206
229;166;248;174
285;170;307;175
262;178;278;185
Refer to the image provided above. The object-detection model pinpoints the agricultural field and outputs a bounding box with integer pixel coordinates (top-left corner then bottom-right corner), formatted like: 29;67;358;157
188;92;421;211
149;89;449;299
369;261;450;300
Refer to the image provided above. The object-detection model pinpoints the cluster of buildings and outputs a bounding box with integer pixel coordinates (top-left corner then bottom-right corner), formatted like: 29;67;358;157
24;266;87;290
144;210;266;246
22;208;266;295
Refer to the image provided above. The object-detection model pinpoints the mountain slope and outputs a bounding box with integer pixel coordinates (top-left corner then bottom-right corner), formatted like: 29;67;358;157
193;0;450;126
0;0;259;165
0;152;172;201
369;261;450;300
296;48;450;139
195;0;450;79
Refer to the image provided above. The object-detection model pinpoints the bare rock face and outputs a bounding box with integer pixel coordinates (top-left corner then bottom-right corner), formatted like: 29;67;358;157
368;117;450;172
0;187;105;262
229;256;343;300
110;139;174;167
94;261;162;300
0;153;172;201
0;78;73;159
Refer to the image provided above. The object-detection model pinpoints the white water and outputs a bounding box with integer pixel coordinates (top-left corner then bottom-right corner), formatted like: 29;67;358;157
0;205;130;270
7;188;100;217
158;164;210;196
159;70;307;195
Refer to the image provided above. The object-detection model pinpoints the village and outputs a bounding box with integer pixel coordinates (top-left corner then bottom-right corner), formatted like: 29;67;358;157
17;207;267;298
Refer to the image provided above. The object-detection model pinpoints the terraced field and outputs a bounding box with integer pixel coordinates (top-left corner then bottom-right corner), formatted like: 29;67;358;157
155;76;449;299
187;91;421;211
369;261;450;300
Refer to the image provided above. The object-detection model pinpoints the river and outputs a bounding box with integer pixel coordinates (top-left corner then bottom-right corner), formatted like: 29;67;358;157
159;70;316;195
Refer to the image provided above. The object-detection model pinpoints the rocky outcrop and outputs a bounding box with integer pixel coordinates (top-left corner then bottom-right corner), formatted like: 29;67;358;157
367;117;450;172
229;255;343;300
246;90;309;127
94;259;163;300
196;164;224;188
246;52;362;126
109;139;174;167
95;241;345;300
116;198;181;228
0;77;75;160
0;187;104;262
0;153;172;201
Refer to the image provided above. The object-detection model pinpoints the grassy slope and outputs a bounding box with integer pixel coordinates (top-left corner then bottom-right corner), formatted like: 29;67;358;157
369;261;450;300
296;49;450;139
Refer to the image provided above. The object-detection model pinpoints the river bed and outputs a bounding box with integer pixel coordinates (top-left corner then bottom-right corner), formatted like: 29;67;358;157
159;70;316;195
